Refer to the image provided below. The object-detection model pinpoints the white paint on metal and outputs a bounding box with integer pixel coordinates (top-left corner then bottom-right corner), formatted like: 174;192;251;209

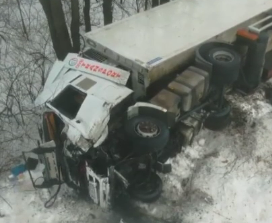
93;127;108;148
84;0;272;86
127;102;167;120
35;53;133;147
248;15;272;33
85;0;272;63
129;102;167;112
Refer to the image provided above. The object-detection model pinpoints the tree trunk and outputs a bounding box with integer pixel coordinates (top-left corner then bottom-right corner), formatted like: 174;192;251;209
83;0;91;32
152;0;169;7
70;0;80;53
136;0;140;13
145;0;148;11
152;0;159;7
103;0;113;25
39;0;72;60
160;0;170;4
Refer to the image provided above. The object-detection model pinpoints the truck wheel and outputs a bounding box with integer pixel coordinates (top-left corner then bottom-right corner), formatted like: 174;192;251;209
207;47;241;85
125;116;170;155
204;102;231;131
128;172;162;203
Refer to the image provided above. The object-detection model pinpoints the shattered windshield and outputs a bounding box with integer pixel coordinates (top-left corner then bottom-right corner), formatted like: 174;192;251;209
49;85;87;119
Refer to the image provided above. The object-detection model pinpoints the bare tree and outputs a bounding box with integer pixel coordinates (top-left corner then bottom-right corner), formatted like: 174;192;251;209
39;0;72;60
83;0;91;32
136;0;140;13
0;0;154;173
0;0;55;171
103;0;113;25
70;0;80;53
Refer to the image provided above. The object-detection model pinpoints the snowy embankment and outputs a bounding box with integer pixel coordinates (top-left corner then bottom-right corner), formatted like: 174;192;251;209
137;84;272;223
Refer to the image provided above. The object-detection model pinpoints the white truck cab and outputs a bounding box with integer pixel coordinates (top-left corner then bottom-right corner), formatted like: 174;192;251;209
35;53;133;149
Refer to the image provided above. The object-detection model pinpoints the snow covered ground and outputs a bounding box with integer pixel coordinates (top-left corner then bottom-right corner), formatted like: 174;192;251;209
1;84;272;223
1;0;272;222
137;84;272;223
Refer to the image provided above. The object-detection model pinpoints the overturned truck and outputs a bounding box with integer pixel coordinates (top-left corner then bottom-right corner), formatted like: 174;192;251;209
24;0;272;208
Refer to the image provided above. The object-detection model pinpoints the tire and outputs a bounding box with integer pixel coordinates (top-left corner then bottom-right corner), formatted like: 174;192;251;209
204;102;231;131
125;116;170;155
206;47;241;85
128;172;163;203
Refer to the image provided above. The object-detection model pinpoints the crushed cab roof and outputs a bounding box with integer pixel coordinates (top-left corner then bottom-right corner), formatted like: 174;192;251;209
35;53;132;107
35;54;133;144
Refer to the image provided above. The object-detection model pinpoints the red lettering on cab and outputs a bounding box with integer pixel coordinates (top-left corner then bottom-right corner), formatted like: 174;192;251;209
77;59;122;79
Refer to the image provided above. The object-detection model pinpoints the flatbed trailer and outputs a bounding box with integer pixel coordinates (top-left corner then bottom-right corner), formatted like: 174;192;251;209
84;0;272;98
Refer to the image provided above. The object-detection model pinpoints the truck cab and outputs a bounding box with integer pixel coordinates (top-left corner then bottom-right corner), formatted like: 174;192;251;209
35;53;133;149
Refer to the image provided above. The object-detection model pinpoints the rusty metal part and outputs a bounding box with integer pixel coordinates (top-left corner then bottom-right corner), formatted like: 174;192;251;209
150;66;209;116
177;114;203;147
150;89;181;115
136;121;160;138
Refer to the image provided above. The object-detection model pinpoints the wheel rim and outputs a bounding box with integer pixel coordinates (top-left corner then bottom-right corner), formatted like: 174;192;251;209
135;121;160;138
212;51;234;62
